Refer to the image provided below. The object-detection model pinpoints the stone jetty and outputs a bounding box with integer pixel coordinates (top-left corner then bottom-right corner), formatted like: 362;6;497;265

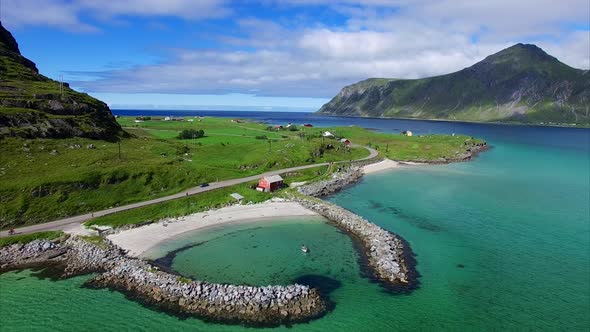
0;237;327;326
297;166;411;286
298;198;409;284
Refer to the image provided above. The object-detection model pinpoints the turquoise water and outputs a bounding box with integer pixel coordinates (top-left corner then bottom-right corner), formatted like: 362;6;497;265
1;122;589;331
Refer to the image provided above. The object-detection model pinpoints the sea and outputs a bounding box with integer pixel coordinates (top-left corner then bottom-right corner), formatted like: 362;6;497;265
1;110;588;331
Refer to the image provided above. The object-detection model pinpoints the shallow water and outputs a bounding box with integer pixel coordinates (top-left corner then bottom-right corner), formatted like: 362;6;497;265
1;114;588;331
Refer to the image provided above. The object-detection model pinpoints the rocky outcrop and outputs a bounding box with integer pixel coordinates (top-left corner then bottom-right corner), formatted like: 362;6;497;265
0;239;67;271
0;237;327;326
0;22;123;140
297;167;364;197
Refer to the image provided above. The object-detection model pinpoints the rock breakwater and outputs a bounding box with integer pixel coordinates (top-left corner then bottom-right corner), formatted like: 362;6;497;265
89;259;325;326
0;237;327;326
296;166;414;288
297;198;411;286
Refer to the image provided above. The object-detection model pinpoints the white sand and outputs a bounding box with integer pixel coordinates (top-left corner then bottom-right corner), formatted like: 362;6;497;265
362;159;402;174
363;159;426;174
107;201;318;257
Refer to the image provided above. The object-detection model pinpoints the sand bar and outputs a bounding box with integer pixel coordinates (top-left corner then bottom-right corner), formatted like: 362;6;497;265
108;201;318;257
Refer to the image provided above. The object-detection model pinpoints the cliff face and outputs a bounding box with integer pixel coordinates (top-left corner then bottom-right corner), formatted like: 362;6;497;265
318;44;590;125
0;22;122;140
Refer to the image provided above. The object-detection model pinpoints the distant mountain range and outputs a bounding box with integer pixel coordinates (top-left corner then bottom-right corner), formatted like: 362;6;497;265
318;44;589;125
0;22;122;140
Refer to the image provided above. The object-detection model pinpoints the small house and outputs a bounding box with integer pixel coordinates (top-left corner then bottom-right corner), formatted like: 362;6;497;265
164;116;171;121
134;120;144;123
340;138;351;146
231;119;242;123
256;175;284;192
274;125;284;131
322;131;335;138
402;130;413;137
303;123;313;127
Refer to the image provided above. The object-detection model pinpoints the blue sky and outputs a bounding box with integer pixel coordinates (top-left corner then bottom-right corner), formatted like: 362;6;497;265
4;0;589;111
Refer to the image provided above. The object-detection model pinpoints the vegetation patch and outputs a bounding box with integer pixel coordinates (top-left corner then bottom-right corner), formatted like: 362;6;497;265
0;231;65;248
86;182;272;228
79;235;108;249
177;129;205;139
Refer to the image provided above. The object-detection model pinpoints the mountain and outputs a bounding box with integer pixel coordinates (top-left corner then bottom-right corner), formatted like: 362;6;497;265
318;44;590;125
0;22;122;140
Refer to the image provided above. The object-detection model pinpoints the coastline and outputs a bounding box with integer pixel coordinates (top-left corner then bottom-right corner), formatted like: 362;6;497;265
0;146;489;326
314;112;589;129
108;201;318;257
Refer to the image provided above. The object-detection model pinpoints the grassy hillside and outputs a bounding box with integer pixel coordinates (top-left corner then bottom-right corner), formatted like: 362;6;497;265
0;117;368;227
319;44;590;125
0;116;485;228
0;22;122;140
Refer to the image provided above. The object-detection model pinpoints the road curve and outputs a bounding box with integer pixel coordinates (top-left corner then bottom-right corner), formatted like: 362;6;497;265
0;146;378;237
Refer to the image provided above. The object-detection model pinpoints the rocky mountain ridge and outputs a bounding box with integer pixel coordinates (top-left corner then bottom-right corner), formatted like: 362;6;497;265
318;44;589;125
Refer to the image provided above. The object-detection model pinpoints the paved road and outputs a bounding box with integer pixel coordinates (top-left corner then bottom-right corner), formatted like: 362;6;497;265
0;146;378;237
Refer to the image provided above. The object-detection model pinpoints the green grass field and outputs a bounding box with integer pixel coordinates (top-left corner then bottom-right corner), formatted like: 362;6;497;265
0;116;483;228
0;117;366;227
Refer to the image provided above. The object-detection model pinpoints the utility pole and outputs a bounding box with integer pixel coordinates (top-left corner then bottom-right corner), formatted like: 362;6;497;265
59;74;63;97
118;140;121;159
268;140;272;153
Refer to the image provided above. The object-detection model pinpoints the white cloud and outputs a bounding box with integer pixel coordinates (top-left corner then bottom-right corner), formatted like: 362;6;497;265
2;0;230;31
3;0;97;32
6;0;587;99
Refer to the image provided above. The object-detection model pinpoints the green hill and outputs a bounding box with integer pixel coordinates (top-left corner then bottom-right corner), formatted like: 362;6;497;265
318;44;590;125
0;22;122;140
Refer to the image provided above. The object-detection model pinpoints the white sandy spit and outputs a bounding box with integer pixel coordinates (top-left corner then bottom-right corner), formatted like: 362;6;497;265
363;159;426;174
107;201;318;257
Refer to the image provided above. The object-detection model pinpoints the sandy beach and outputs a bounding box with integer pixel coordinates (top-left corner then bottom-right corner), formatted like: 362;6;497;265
363;159;426;174
107;201;318;257
362;159;402;174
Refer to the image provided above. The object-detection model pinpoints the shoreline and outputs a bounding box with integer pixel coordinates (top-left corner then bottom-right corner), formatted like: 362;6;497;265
362;159;424;174
313;112;589;129
0;145;490;326
107;201;318;257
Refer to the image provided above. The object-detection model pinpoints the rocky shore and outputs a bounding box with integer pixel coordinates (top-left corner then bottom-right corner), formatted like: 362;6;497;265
0;237;327;326
297;166;365;197
409;141;489;164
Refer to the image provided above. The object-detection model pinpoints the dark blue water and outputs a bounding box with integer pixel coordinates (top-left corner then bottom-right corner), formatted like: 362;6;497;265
113;110;589;152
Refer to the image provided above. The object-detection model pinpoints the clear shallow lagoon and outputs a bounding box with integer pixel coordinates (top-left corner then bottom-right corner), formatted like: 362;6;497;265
1;112;589;331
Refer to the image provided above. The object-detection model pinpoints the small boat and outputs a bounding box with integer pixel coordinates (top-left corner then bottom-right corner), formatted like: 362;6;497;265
301;245;309;253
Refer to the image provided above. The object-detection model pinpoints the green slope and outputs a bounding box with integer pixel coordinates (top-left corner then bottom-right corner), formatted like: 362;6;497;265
0;22;122;140
319;44;590;125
